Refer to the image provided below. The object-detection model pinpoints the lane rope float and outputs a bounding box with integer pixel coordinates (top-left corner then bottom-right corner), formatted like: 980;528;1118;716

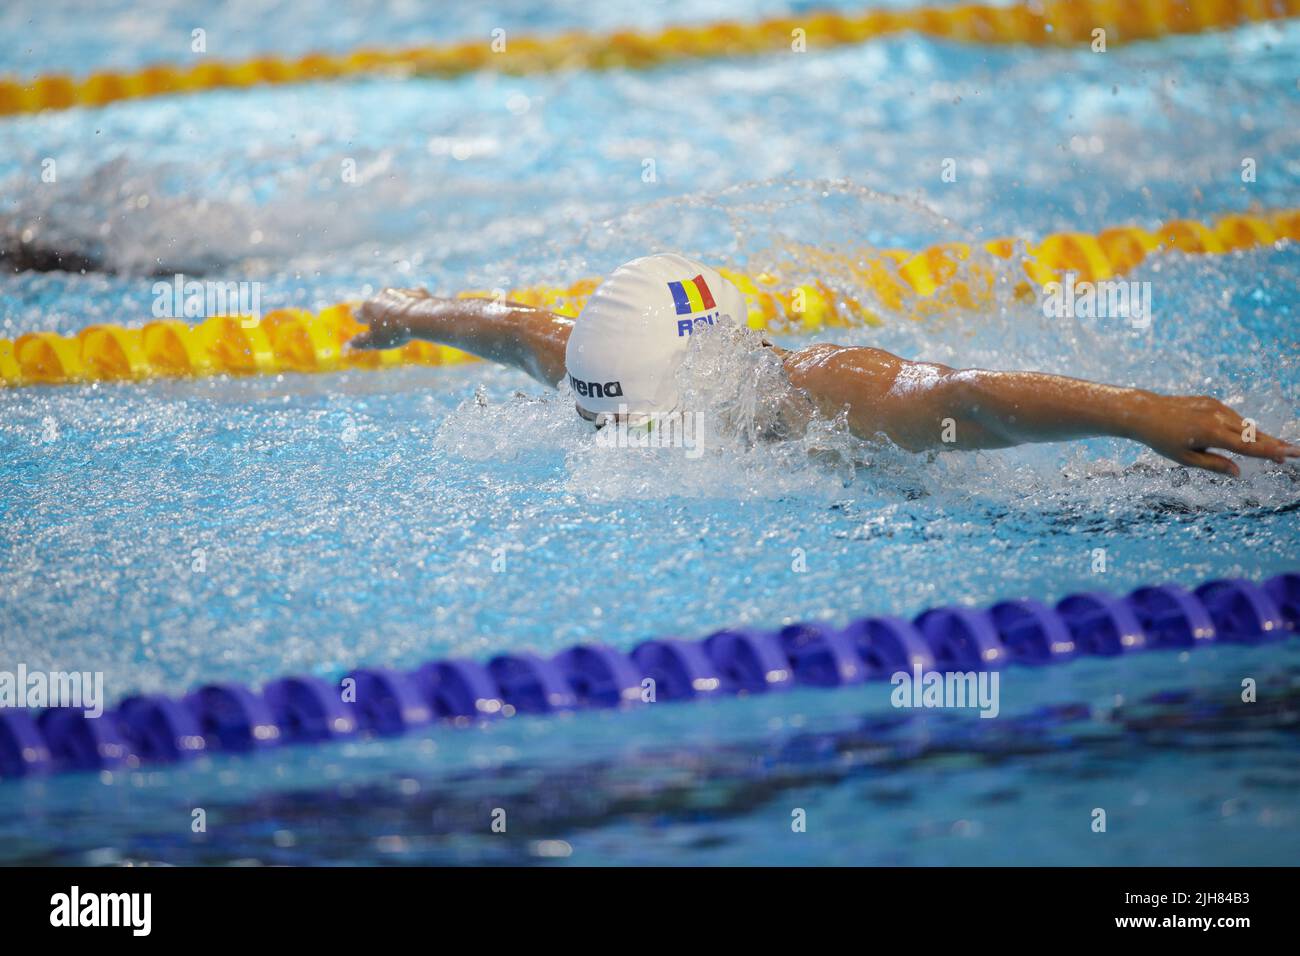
1;571;1295;779
2;1;1298;117
2;206;1295;389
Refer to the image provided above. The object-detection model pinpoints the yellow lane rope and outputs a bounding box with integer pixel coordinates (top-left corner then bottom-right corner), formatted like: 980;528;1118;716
2;207;1295;389
3;0;1298;117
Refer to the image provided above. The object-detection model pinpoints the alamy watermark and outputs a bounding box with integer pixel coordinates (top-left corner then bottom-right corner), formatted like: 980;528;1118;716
152;273;262;328
594;406;706;459
50;886;151;936
890;662;1000;719
0;664;104;718
1042;272;1151;329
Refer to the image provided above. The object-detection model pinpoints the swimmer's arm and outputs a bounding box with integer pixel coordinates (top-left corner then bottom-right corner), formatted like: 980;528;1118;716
782;344;1298;475
348;288;572;386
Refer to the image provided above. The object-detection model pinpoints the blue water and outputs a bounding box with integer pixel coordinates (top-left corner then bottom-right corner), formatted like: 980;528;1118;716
1;2;1298;865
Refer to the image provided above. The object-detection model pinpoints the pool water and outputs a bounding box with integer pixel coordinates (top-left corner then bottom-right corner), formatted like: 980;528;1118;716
1;2;1298;865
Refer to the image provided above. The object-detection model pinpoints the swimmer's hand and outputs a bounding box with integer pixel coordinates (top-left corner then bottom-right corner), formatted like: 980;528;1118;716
1131;394;1299;476
341;285;571;385
781;345;1296;478
346;289;430;350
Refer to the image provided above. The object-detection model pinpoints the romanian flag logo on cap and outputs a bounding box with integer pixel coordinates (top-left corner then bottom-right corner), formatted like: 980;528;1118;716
667;274;717;315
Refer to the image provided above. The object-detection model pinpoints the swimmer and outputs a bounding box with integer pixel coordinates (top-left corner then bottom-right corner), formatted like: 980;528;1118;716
349;253;1298;475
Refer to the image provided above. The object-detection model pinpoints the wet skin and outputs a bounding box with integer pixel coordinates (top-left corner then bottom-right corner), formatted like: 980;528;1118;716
351;288;1299;476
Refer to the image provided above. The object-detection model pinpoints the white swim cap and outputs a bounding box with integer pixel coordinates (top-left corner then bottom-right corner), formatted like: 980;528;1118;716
565;253;747;421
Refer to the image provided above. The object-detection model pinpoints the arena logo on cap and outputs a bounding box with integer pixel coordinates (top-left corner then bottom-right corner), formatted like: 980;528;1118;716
568;373;623;399
668;274;721;337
